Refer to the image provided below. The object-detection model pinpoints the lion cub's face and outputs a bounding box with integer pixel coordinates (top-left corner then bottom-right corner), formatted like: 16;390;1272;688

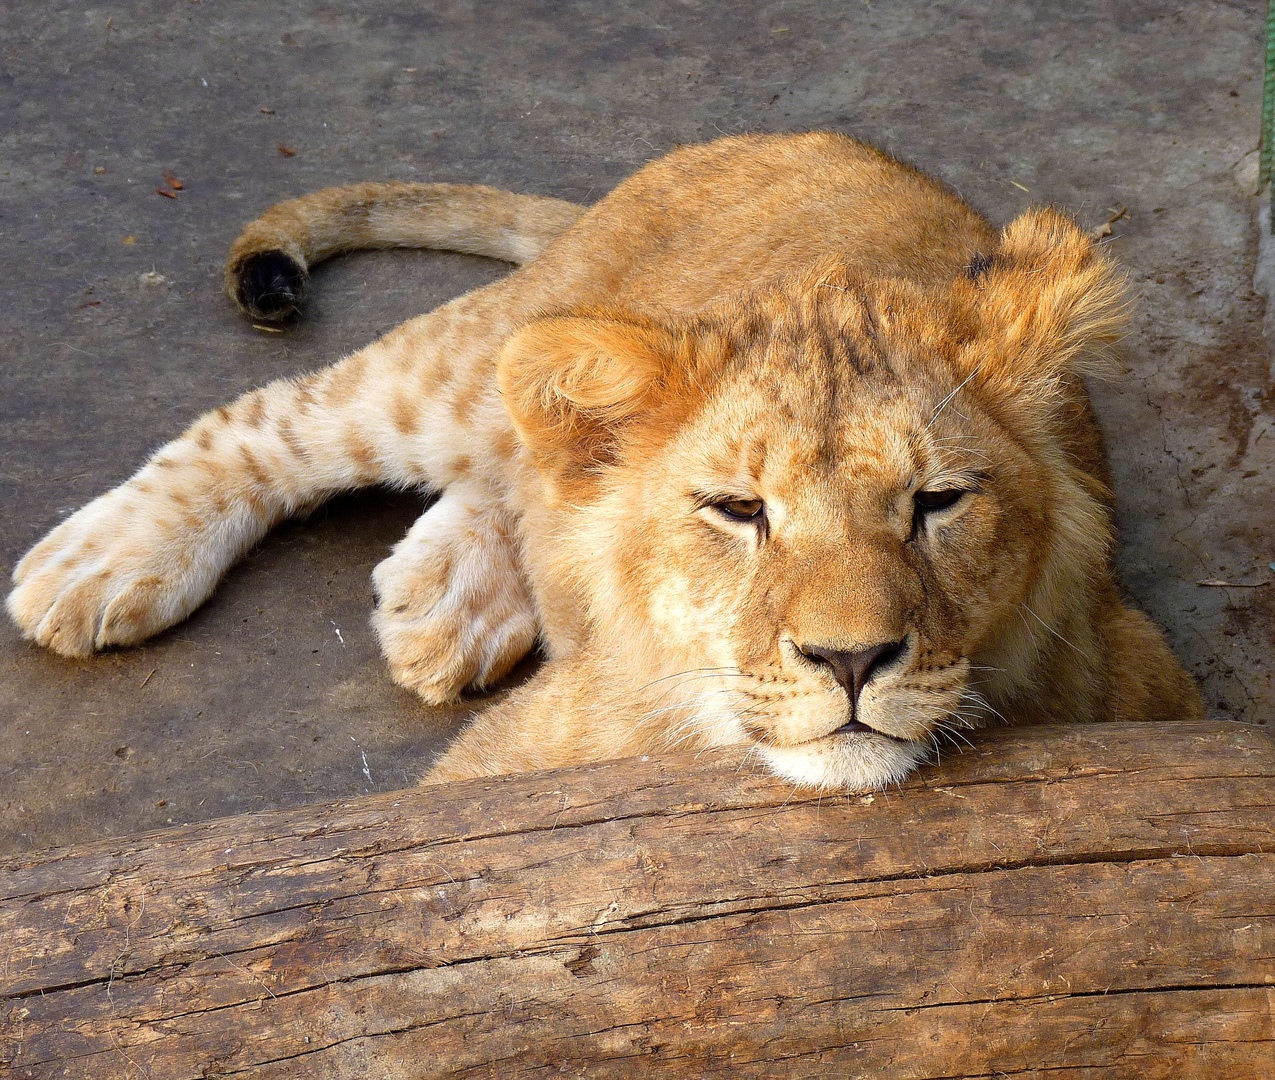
501;210;1123;789
602;295;1055;788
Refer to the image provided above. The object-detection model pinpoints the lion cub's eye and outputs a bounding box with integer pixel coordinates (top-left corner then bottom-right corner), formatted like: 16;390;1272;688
914;489;965;512
713;497;765;523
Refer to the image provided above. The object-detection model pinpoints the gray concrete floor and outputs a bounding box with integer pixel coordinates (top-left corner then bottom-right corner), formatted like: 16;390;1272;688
2;1;1270;856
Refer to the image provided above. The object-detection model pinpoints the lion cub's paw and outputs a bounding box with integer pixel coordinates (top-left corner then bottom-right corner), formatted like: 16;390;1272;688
8;485;233;657
371;489;537;704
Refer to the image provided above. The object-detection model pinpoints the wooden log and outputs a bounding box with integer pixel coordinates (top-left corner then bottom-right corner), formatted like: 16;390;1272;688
2;720;1272;1079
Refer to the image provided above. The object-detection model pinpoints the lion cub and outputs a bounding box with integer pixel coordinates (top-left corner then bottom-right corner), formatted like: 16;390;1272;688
8;132;1203;790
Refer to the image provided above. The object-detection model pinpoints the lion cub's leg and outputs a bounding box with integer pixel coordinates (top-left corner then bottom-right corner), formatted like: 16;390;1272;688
8;284;526;658
7;373;339;657
422;656;601;783
1101;600;1206;723
372;481;537;703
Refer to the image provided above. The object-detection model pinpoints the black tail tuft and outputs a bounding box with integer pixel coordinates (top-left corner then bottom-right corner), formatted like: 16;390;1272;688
236;251;308;320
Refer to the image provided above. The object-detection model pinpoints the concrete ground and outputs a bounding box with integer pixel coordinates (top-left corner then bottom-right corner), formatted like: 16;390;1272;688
1;0;1270;856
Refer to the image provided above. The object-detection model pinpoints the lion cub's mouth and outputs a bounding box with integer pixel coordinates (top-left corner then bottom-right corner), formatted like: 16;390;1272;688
823;719;910;743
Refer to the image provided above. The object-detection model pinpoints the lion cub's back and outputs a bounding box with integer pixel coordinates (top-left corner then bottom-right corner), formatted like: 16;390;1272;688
531;132;998;314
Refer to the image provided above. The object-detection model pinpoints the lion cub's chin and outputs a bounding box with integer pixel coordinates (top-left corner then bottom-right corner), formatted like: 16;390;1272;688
754;732;929;792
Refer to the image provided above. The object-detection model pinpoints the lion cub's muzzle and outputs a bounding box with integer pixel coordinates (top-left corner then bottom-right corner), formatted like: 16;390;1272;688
794;637;907;734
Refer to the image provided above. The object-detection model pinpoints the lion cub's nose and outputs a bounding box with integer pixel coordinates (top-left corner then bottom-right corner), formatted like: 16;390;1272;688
799;640;905;706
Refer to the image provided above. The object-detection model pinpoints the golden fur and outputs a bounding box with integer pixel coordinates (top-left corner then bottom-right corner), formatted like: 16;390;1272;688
8;132;1203;790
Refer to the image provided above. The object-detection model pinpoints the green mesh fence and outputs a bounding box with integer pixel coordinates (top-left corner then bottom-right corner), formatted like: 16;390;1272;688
1262;0;1275;226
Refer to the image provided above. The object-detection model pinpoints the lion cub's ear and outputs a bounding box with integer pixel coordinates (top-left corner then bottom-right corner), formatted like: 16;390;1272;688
497;313;683;496
967;208;1128;390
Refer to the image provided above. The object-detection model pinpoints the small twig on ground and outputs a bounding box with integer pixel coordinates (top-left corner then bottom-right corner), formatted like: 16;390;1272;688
1089;206;1129;241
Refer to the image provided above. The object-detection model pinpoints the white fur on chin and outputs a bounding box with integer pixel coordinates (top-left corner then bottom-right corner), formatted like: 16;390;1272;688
756;732;928;791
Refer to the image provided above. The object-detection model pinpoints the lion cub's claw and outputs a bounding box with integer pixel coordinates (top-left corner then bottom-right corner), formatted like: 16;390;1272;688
371;490;537;705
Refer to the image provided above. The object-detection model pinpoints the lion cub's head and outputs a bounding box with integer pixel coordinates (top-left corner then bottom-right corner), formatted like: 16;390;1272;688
500;209;1127;790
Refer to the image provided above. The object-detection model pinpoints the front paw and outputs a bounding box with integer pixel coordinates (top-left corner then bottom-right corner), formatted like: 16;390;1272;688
371;502;537;704
8;488;224;657
373;590;537;705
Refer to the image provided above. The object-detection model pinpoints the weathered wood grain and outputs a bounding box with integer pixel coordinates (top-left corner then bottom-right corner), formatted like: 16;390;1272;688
2;721;1272;1078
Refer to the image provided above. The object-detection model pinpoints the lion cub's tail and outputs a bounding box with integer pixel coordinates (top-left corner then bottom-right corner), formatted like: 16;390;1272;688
225;182;585;320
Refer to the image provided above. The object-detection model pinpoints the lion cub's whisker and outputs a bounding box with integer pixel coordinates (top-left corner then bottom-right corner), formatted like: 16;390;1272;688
1018;603;1087;657
638;665;746;690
